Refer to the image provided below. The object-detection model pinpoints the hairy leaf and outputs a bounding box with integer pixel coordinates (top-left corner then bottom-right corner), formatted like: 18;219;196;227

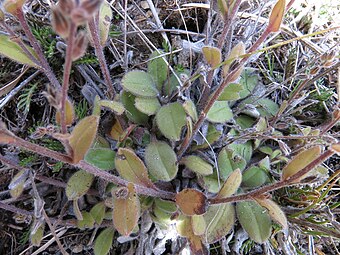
98;1;112;45
135;97;161;116
94;228;114;255
255;198;288;229
115;148;154;188
0;34;38;67
268;0;286;32
69;115;99;163
216;168;242;198
207;101;233;123
90;202;106;225
181;155;213;176
121;70;158;98
66;170;94;200
112;184;140;236
77;211;95;229
85;148;115;170
147;50;168;91
236;201;272;243
121;91;149;124
176;188;207;215
156;102;187;141
100;100;125;115
202;46;222;67
218;83;243;101
281;146;322;182
145;141;178;181
203;203;235;244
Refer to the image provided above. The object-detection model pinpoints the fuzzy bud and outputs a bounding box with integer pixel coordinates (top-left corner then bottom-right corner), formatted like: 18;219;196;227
72;31;88;61
51;6;70;38
310;66;320;75
81;0;103;16
70;7;90;25
58;0;75;16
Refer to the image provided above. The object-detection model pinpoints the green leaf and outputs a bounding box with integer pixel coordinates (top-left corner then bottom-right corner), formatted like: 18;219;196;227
90;202;106;225
203;203;235;244
66;170;94;200
207;101;233;123
193;124;222;150
235;115;256;129
257;98;279;117
94;228;114;255
255;198;288;229
239;69;258;99
9;170;27;199
112;184;140;236
154;198;177;213
183;99;198;122
85;148;115;170
0;34;38;67
228;141;253;163
242;166;269;188
121;91;149;124
134;97;161;116
77;211;95;229
30;223;45;246
181;155;213;176
121;70;158;98
200;172;220;193
100;100;125;115
68;115;99;163
218;83;243;101
115;148;154;188
145;141;178;181
147;50;168;91
236;201;272;243
156;102;187;141
218;148;246;180
98;1;112;45
191;214;206;236
163;69;190;96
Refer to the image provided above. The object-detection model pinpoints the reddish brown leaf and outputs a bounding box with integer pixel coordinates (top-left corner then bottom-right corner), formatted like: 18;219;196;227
177;216;208;255
112;183;140;236
176;189;207;216
115;148;154;188
202;46;222;68
268;0;286;32
69;115;99;163
281;146;322;182
56;98;75;127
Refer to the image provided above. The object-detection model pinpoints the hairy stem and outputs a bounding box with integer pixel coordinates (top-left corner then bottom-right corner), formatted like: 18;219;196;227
178;24;274;159
16;9;61;90
60;23;77;133
209;149;335;205
88;15;115;99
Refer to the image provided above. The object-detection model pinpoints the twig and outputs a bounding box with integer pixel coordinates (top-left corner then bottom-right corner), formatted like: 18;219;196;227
0;71;40;109
288;217;340;239
209;148;335;205
16;9;61;90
